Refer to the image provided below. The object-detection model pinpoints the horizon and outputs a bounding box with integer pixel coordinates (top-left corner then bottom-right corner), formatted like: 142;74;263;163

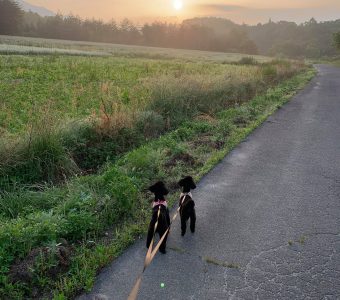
25;0;340;25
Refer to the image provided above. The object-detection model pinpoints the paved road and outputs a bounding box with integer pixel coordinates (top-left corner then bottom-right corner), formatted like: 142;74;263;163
79;65;340;300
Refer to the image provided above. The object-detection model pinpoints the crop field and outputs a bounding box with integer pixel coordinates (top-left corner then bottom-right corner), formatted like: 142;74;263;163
0;36;313;299
0;56;264;134
0;35;271;62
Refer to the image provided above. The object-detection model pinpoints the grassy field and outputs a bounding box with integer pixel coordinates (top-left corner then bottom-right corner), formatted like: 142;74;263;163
333;60;340;67
0;55;270;135
0;36;313;299
0;35;271;62
0;51;303;185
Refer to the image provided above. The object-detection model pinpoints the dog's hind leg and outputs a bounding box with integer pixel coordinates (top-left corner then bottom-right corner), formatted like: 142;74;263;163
190;210;196;233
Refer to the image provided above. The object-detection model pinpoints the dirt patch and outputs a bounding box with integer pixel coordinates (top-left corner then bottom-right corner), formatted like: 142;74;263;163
233;115;250;127
194;114;217;124
9;248;39;284
167;180;180;192
9;240;73;285
164;152;196;168
190;135;225;150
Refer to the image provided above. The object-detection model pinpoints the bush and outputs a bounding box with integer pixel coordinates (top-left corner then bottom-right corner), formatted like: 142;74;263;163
68;125;143;172
261;65;278;81
236;56;258;65
135;111;165;139
0;188;64;219
0;121;78;188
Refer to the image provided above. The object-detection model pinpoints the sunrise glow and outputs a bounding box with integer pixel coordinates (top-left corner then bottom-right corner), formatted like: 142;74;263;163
173;0;183;11
25;0;340;24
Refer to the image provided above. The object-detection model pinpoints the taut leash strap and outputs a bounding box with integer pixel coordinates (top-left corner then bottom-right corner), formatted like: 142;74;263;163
128;206;160;300
127;196;187;300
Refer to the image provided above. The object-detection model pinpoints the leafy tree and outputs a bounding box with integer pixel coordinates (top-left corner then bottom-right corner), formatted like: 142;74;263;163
0;0;23;34
6;9;340;58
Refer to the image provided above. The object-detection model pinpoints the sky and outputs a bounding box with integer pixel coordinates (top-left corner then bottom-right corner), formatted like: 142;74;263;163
27;0;340;25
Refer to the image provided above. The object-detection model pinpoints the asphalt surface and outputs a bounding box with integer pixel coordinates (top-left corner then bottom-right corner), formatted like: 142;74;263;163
78;64;340;300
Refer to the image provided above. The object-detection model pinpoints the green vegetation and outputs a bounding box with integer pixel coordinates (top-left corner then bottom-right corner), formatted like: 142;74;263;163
0;36;313;299
203;256;240;269
2;0;340;60
0;44;108;56
0;54;300;187
334;32;340;51
0;35;270;62
298;236;307;245
0;0;23;35
0;52;314;297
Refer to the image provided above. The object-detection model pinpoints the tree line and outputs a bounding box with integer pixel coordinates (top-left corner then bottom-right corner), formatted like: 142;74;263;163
184;17;340;58
0;0;339;58
0;0;257;54
246;18;340;58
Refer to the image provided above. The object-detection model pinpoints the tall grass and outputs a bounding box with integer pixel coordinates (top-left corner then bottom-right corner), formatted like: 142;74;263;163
0;58;305;187
0;35;271;62
0;114;78;187
0;68;315;299
0;44;109;56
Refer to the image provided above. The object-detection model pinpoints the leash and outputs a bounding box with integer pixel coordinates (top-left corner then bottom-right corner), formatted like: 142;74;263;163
127;195;188;300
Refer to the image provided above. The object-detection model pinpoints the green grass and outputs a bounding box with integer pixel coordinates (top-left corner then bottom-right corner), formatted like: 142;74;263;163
203;256;240;269
309;56;340;67
0;66;315;299
0;44;109;56
333;60;340;67
0;54;304;187
0;37;313;298
0;35;271;62
0;55;270;135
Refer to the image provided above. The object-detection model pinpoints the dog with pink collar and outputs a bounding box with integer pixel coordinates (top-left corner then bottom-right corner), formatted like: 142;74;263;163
146;181;170;254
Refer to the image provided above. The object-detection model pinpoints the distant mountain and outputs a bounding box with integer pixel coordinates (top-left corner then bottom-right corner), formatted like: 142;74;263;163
16;0;55;17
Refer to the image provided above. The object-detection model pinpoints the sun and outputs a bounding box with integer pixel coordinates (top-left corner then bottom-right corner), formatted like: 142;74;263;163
173;0;183;11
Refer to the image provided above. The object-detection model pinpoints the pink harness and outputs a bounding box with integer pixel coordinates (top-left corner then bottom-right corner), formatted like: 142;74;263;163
153;199;168;208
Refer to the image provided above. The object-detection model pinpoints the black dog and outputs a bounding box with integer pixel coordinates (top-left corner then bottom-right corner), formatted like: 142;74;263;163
178;176;196;236
146;181;170;254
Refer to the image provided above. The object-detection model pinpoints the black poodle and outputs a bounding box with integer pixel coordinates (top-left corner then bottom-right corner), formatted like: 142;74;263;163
178;176;196;236
146;181;170;254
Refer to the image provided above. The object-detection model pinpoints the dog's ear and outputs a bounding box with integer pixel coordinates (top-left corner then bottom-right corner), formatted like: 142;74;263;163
178;178;185;187
189;177;196;190
162;185;169;196
148;184;156;193
178;176;196;189
148;181;161;193
149;181;169;195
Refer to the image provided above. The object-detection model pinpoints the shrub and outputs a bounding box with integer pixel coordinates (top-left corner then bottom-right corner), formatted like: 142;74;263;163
101;167;138;213
0;123;78;187
0;188;64;219
135;111;165;139
261;65;278;81
236;56;258;65
118;146;163;184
